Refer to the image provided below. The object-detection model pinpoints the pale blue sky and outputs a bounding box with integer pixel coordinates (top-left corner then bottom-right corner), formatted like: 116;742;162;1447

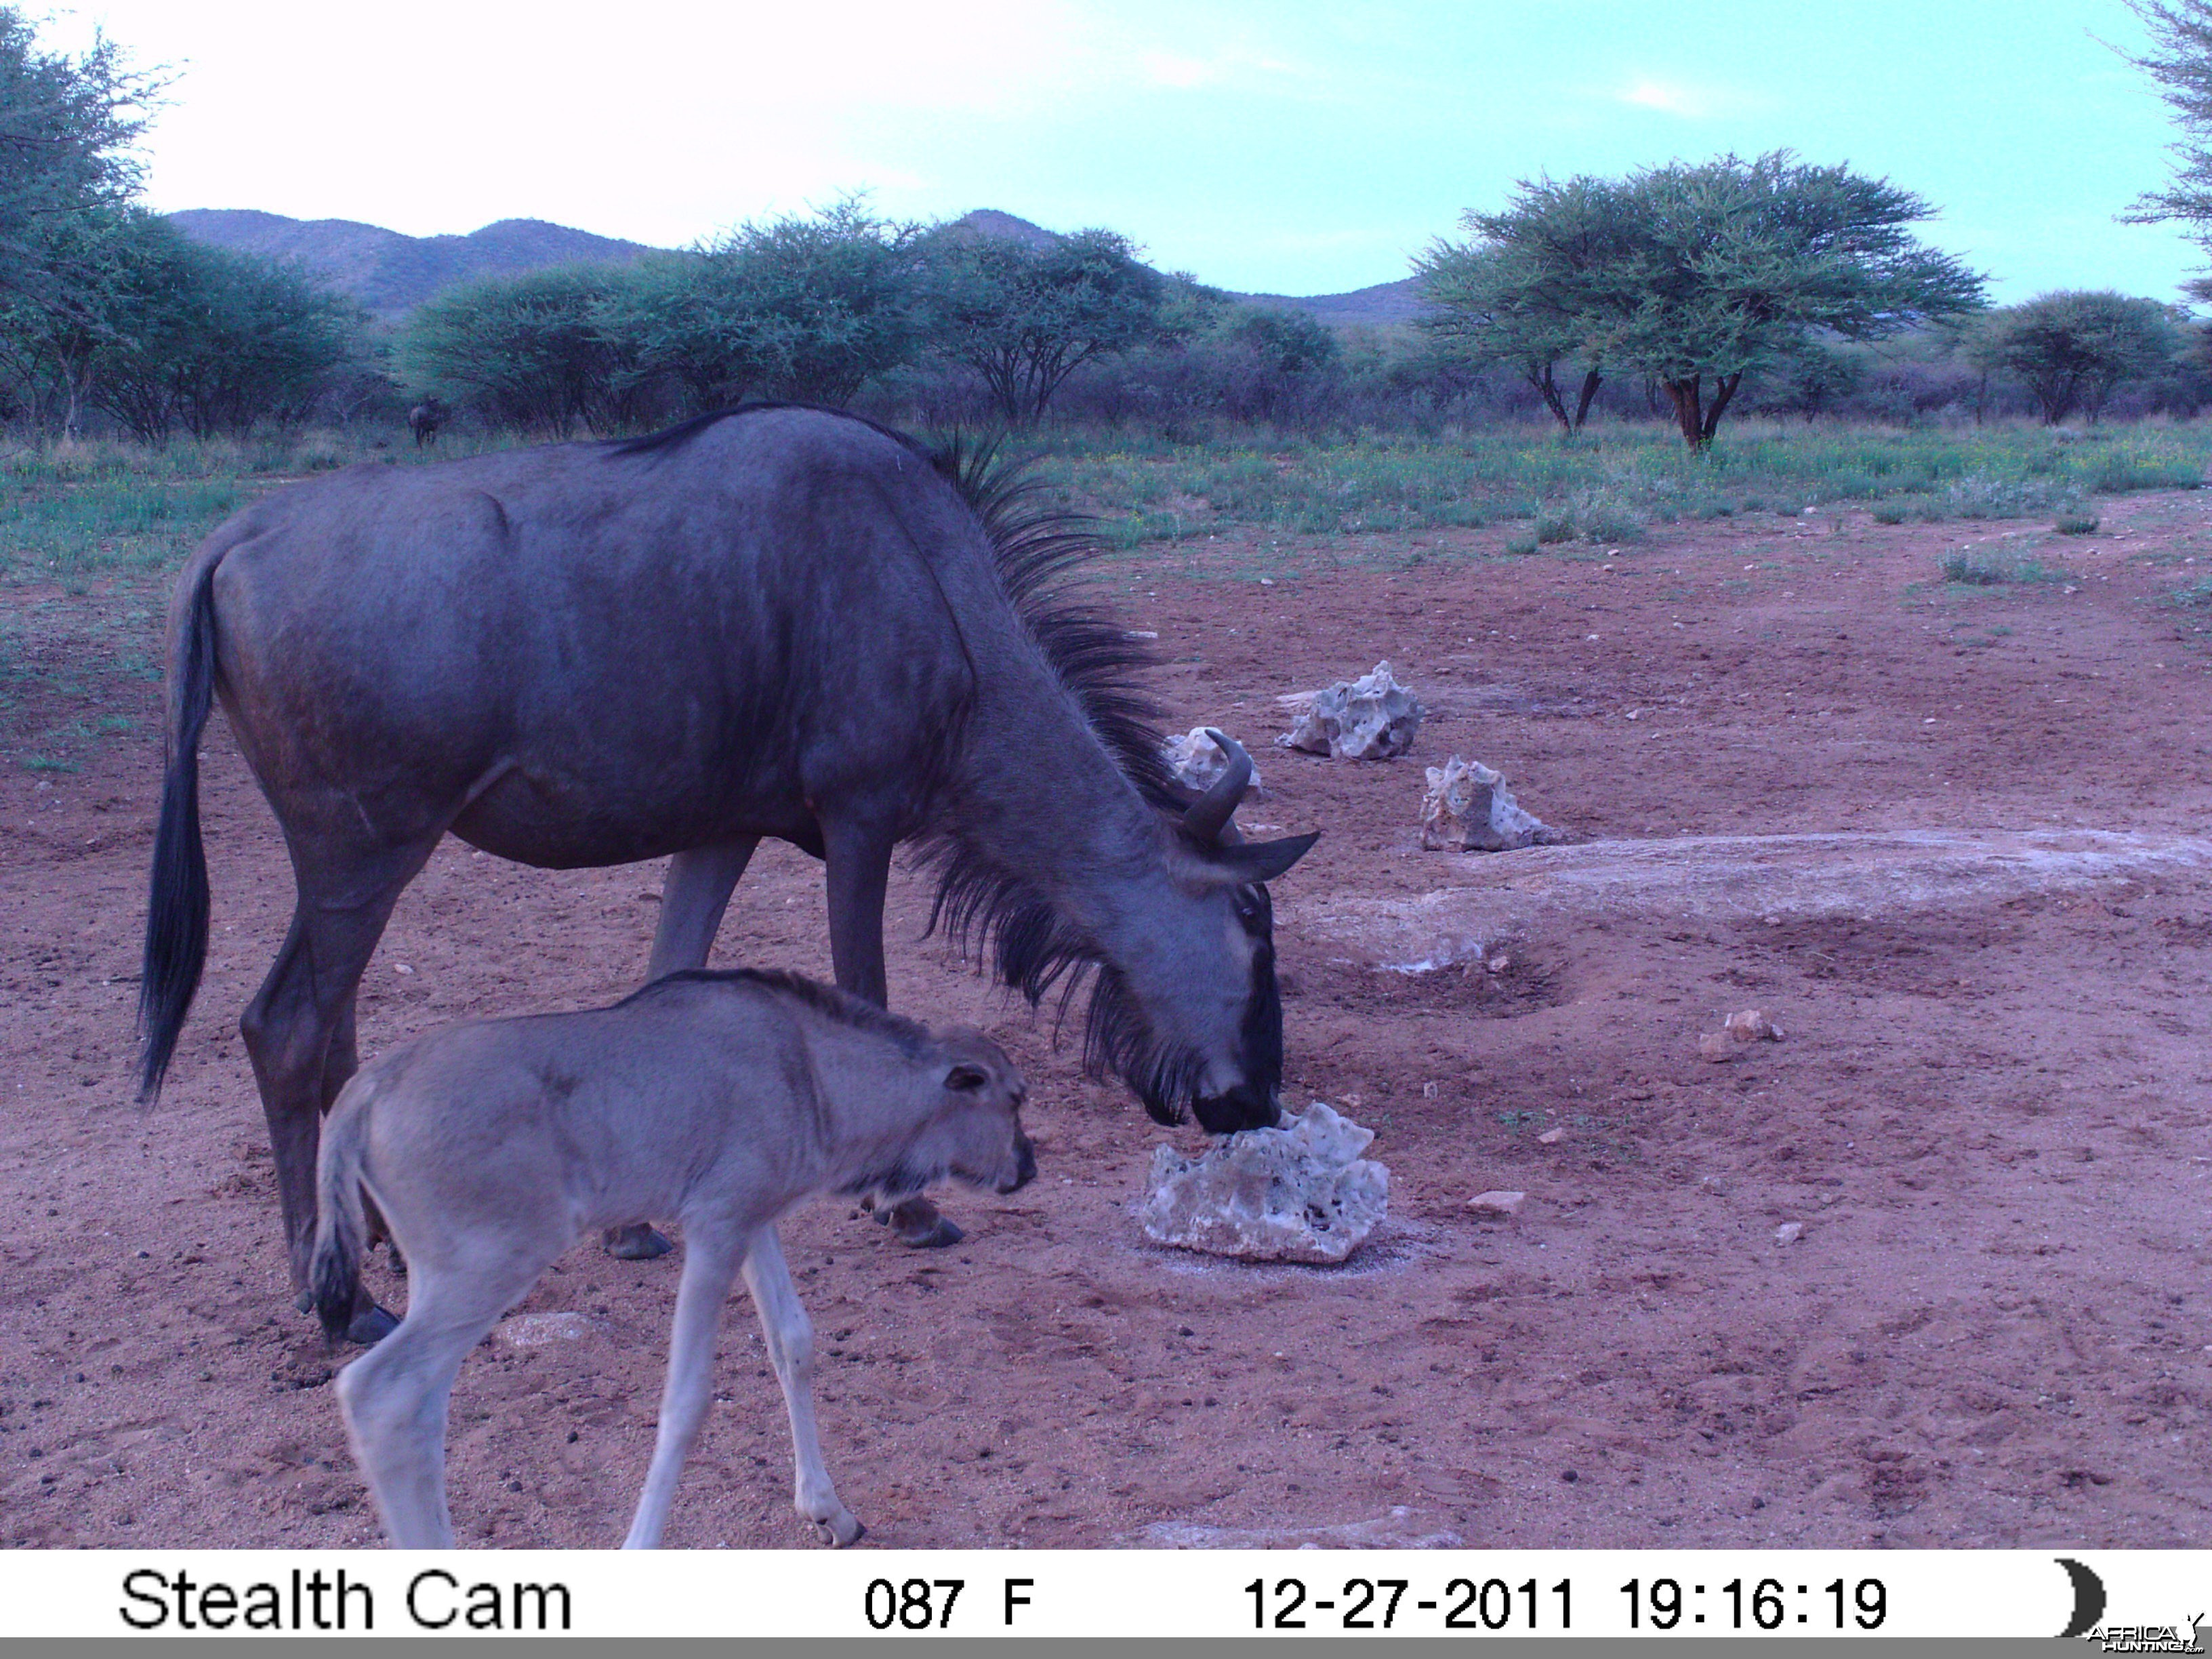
42;1;2211;303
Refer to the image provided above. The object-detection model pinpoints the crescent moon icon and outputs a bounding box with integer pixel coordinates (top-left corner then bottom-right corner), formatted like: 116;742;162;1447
2057;1557;2106;1640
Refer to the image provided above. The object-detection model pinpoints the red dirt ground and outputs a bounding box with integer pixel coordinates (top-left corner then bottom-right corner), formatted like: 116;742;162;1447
5;493;2211;1551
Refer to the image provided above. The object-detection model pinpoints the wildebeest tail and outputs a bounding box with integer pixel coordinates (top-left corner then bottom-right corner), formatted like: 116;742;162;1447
136;552;222;1101
310;1086;373;1349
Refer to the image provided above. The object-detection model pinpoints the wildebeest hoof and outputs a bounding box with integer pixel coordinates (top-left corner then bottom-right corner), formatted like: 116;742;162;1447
885;1197;962;1248
901;1216;963;1249
604;1223;674;1261
813;1514;865;1547
293;1288;315;1315
347;1303;400;1346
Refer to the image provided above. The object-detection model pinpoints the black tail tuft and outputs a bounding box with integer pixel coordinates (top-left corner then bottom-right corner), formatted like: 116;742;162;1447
137;560;220;1102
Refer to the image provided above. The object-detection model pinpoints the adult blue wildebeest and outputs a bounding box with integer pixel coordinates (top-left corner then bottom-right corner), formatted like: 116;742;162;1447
139;404;1315;1341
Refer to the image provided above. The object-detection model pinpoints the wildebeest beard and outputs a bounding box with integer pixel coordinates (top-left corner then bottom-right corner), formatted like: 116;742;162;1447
928;857;1283;1130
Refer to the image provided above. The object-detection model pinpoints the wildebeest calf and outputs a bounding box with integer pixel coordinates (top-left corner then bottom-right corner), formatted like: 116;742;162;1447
310;968;1036;1549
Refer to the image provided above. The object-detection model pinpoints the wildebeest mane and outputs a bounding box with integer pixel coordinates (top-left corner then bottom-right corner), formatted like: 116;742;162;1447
919;431;1200;1117
607;405;1197;1113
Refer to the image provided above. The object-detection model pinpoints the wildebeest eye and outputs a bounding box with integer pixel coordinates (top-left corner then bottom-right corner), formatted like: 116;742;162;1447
1232;889;1263;926
945;1063;990;1091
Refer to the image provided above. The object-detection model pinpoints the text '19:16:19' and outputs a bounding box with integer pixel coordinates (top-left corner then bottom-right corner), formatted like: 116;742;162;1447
1621;1577;1887;1631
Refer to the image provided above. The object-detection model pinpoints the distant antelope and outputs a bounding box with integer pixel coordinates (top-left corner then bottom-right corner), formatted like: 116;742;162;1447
406;398;448;446
310;968;1036;1549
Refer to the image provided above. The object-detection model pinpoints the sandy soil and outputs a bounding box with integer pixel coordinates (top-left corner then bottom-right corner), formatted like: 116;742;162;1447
4;493;2211;1551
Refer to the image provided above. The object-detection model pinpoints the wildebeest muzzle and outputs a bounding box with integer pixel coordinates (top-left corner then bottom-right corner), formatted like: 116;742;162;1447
998;1132;1038;1193
1192;1084;1281;1135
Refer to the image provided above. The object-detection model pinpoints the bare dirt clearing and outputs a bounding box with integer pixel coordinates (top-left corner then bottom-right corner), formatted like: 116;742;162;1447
4;495;2211;1549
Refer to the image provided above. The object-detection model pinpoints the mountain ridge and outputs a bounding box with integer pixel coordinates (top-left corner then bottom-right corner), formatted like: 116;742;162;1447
165;209;655;317
165;205;1421;326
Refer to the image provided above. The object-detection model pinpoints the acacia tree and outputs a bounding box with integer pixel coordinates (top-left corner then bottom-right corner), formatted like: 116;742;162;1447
2121;1;2212;262
403;266;653;435
922;226;1164;422
1425;153;1985;448
1967;291;2184;424
600;199;926;412
1416;176;1629;433
0;9;159;319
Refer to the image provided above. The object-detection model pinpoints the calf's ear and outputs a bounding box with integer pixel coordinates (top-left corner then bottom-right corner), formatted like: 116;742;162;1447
944;1062;991;1092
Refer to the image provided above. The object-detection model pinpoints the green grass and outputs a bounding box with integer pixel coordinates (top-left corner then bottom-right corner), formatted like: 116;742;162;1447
1;415;2207;767
1940;545;2075;587
2174;574;2212;608
1034;419;2212;544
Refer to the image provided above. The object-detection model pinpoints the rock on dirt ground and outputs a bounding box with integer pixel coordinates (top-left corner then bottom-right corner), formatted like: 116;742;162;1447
1278;661;1424;760
1161;726;1261;795
1138;1102;1388;1263
1421;755;1555;852
5;491;2212;1550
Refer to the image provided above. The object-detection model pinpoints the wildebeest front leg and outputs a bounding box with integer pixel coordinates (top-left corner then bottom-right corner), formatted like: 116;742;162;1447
605;838;763;1263
740;1225;861;1547
824;813;960;1249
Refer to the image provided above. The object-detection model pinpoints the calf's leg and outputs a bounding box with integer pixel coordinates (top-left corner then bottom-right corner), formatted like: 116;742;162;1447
605;839;764;1263
742;1225;861;1546
337;1253;538;1548
622;1220;748;1549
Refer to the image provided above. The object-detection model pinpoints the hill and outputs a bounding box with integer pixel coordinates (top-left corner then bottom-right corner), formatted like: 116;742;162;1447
166;205;1422;326
165;210;655;316
1233;277;1422;328
944;209;1422;328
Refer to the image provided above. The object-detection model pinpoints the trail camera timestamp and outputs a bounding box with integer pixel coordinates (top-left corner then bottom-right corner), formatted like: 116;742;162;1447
1621;1576;1888;1632
1246;1575;1574;1633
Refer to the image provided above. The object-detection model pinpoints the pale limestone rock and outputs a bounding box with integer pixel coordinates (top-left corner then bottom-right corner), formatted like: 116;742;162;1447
1161;726;1261;794
1697;1032;1741;1063
1725;1008;1784;1042
497;1311;594;1348
1421;755;1553;852
1466;1189;1526;1216
1278;661;1424;760
1139;1101;1388;1264
1774;1221;1805;1245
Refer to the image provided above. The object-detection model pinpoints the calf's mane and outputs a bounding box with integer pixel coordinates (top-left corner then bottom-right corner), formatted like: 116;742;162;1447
640;967;932;1059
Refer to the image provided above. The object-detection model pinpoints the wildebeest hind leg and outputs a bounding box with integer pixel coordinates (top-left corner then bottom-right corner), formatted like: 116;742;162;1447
605;838;764;1263
243;850;428;1329
824;816;962;1250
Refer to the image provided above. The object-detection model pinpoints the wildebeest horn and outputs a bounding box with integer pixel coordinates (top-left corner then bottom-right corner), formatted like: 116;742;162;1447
1182;729;1251;844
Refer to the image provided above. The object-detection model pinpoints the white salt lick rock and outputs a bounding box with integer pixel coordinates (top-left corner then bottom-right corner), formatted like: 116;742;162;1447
1162;726;1262;794
1139;1101;1389;1264
497;1311;594;1348
1421;755;1553;852
1278;661;1424;760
